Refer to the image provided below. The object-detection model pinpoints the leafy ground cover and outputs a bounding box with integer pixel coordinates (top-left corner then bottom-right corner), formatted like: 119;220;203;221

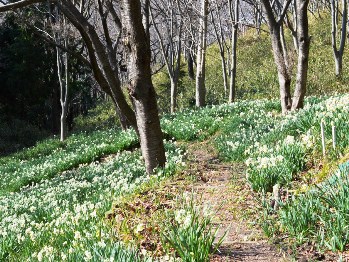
0;128;137;195
1;93;349;261
162;94;349;257
0;142;185;261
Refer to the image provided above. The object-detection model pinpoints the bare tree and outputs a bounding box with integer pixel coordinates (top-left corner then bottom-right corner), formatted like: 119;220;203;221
260;0;293;114
331;0;347;76
229;0;239;103
0;0;166;173
48;7;70;141
150;0;183;113
121;0;166;173
56;42;69;141
260;0;310;112
211;0;229;96
292;0;311;110
196;0;208;107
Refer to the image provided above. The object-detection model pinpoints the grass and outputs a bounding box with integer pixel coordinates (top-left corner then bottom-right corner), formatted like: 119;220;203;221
277;162;349;251
152;12;349;114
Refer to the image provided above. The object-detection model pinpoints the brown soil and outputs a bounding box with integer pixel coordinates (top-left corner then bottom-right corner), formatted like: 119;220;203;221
183;141;290;262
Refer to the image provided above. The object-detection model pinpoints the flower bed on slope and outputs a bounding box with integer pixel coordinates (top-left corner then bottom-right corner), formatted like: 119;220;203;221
0;143;184;261
0;129;138;195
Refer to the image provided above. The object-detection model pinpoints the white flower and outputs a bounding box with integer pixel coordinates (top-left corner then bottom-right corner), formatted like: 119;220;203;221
175;209;186;224
134;223;145;234
84;250;92;261
37;251;43;262
74;231;81;240
183;213;192;229
97;240;106;248
284;135;295;145
90;210;97;218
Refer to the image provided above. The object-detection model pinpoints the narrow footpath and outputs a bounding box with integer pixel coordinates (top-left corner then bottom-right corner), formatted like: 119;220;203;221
185;142;289;262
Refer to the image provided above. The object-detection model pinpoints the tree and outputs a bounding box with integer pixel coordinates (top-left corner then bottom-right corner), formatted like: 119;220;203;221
292;0;311;110
0;0;166;173
48;6;70;141
196;0;208;107
229;0;239;103
121;0;166;173
211;0;229;97
260;0;293;114
331;0;347;76
210;0;240;103
150;0;183;113
259;0;310;113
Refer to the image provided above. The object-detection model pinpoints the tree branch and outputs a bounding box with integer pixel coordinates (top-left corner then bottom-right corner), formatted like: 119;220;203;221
0;0;49;12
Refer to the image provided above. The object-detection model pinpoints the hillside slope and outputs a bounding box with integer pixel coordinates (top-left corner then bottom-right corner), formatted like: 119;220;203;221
153;13;349;113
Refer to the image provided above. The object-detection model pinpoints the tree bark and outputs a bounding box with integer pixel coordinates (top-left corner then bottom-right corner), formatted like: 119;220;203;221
292;0;311;110
121;0;166;174
229;0;239;103
170;78;178;113
187;40;195;79
56;41;69;142
260;0;293;114
331;0;347;77
150;3;182;113
58;0;137;130
195;0;208;107
271;26;292;113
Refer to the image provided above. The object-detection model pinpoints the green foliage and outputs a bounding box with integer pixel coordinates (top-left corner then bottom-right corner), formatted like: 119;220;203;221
0;117;49;156
0;128;138;195
0;136;184;261
152;13;349;114
74;101;119;132
277;163;349;251
161;194;224;262
215;100;281;162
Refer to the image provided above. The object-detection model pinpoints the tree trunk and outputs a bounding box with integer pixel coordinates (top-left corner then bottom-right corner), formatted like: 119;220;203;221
187;41;195;79
170;78;178;114
51;70;60;134
270;26;292;114
334;54;343;76
292;0;310;110
331;0;347;77
60;104;68;141
121;0;166;174
221;55;228;98
229;0;239;103
59;0;138;130
260;0;293;114
195;0;208;107
56;42;69;142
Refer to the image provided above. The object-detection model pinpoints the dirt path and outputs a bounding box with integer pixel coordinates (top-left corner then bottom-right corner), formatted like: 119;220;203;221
184;142;290;262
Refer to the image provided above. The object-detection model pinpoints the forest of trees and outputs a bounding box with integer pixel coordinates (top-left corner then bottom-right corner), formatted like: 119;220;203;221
0;0;346;170
2;1;349;261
